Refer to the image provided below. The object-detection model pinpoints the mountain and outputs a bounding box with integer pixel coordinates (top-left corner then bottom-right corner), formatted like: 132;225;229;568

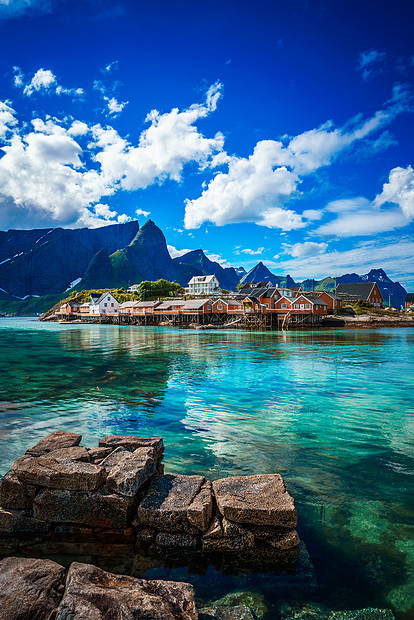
240;262;296;288
301;269;406;308
0;221;139;298
173;249;240;291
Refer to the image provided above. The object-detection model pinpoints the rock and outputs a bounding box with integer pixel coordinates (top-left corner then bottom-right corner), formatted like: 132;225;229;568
45;446;90;461
187;481;213;531
156;531;199;550
33;488;131;528
87;447;112;461
267;528;300;550
25;430;82;456
199;606;256;619
99;435;164;457
203;516;223;539
136;527;156;544
0;557;65;620
0;471;38;510
222;517;250;538
0;508;50;536
213;475;297;527
136;474;205;528
106;447;157;497
56;562;198;619
209;590;267;620
99;446;128;470
11;453;106;491
202;532;255;552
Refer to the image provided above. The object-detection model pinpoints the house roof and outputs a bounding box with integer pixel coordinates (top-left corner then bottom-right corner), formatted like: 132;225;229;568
119;301;140;308
155;300;186;310
182;299;210;310
336;282;381;300
188;275;219;285
405;293;414;302
136;301;161;307
292;295;328;305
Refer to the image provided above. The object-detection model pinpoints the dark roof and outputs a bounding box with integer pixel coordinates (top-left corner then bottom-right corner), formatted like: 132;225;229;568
336;282;381;300
243;296;261;303
405;293;414;302
302;295;328;305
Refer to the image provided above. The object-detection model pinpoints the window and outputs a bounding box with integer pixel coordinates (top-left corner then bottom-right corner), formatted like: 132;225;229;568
107;297;110;301
217;304;223;310
111;303;114;307
300;304;304;309
305;304;310;309
207;305;211;310
294;304;299;309
104;303;107;307
282;303;287;309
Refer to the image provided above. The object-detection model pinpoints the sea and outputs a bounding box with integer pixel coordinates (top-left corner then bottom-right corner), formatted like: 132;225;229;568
0;317;413;619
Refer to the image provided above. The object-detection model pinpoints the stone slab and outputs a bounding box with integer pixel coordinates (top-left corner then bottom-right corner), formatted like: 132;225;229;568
0;471;38;510
267;528;300;550
56;562;198;620
0;508;51;537
99;435;164;457
187;480;213;531
26;430;82;456
0;557;65;620
33;488;131;528
202;531;255;552
213;474;297;527
87;447;112;462
106;447;157;497
156;531;199;550
11;453;106;491
99;446;128;470
136;474;205;528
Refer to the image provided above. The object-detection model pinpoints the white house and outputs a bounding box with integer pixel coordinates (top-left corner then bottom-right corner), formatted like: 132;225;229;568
187;275;220;295
89;292;120;315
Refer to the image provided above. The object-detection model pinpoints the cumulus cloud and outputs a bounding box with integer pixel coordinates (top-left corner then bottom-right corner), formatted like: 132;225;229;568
136;208;150;217
357;49;387;80
93;81;224;191
288;241;328;257
184;88;410;230
167;245;192;258
315;167;414;238
106;96;128;116
0;83;224;229
14;67;83;98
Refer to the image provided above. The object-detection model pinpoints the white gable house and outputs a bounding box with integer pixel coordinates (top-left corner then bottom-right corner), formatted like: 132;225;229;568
187;275;220;295
90;292;120;315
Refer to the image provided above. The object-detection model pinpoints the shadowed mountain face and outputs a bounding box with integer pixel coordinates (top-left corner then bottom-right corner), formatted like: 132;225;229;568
0;221;140;298
173;249;240;291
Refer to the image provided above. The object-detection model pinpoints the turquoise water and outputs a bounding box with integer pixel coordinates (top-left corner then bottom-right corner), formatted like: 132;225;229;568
0;318;413;618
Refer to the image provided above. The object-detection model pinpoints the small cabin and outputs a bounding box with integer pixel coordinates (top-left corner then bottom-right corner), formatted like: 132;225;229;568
336;282;383;308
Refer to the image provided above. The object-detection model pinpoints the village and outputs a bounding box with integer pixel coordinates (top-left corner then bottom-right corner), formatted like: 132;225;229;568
55;274;400;329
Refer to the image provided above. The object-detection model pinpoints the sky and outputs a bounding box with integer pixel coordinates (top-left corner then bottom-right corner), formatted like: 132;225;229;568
0;0;413;287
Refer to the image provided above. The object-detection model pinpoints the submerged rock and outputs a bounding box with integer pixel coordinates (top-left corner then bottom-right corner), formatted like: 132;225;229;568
25;430;82;456
208;590;268;620
213;474;297;527
0;556;65;620
56;561;198;619
199;605;256;619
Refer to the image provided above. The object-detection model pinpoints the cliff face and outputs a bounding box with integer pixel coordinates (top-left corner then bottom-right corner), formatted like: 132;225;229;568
0;221;140;297
240;262;296;288
173;249;240;291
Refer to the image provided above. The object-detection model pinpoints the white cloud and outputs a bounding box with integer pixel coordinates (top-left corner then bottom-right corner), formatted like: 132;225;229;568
68;120;89;137
0;0;50;20
205;252;229;265
289;241;328;258
184;88;410;230
105;96;128;116
93;81;224;191
274;237;414;288
241;247;265;255
373;165;414;218
302;209;323;221
135;208;150;218
357;49;387;80
167;245;192;258
15;67;83;98
0;101;17;138
101;60;119;74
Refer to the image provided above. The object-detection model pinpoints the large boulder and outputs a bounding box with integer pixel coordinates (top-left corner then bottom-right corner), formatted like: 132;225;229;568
213;475;297;527
136;474;205;529
11;453;106;491
33;488;131;528
0;557;65;620
25;430;82;456
56;562;198;619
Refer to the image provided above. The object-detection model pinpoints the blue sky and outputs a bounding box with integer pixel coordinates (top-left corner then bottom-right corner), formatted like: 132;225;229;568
0;0;413;287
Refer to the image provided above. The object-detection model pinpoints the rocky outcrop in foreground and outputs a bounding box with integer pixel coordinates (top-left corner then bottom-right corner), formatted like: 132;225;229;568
0;431;300;568
0;557;198;619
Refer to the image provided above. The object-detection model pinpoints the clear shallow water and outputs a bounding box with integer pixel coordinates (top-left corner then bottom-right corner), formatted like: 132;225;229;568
0;318;413;618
